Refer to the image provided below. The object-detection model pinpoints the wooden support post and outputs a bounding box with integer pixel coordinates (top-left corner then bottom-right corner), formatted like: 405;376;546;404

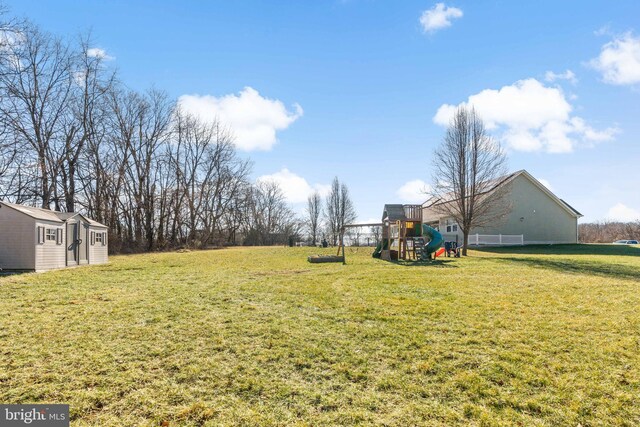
397;221;401;260
401;221;406;260
342;235;346;265
338;227;346;264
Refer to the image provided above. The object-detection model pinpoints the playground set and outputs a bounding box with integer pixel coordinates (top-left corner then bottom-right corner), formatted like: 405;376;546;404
372;204;454;261
308;203;459;264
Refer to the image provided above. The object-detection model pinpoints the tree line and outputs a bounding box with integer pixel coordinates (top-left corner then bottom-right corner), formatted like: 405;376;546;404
0;12;356;252
579;221;640;243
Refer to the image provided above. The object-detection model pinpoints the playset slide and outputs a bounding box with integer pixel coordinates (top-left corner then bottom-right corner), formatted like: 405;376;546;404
372;239;388;258
372;225;444;260
420;224;444;260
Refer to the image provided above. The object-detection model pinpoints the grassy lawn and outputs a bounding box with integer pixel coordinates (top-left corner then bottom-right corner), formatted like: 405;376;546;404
1;245;639;426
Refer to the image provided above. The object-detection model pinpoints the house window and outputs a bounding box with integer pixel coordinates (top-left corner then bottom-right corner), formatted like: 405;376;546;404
445;219;458;233
45;228;56;241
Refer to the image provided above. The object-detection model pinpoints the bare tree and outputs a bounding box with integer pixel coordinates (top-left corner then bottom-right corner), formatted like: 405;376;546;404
325;177;357;246
350;226;362;247
0;23;74;208
0;9;303;254
245;180;298;245
306;191;322;246
370;225;381;245
430;106;510;255
59;33;115;212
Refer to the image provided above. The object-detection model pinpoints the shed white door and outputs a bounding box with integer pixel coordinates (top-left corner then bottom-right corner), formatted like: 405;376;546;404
79;223;88;264
66;222;79;265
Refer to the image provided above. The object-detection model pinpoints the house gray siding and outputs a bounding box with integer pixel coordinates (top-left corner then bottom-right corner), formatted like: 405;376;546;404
422;172;580;245
0;205;36;270
472;174;578;244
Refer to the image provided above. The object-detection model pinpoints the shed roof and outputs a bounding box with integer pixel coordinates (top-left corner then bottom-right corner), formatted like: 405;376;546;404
85;217;108;228
0;201;108;227
55;212;80;220
0;201;64;223
55;211;107;227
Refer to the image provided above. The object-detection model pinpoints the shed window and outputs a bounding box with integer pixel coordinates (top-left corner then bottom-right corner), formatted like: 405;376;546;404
95;233;103;244
37;226;45;244
45;228;56;241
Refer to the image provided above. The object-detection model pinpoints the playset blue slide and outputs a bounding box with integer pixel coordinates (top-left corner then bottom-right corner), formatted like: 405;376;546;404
372;224;444;260
420;224;444;260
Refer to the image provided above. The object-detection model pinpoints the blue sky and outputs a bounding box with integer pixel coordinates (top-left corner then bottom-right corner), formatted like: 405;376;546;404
8;0;640;223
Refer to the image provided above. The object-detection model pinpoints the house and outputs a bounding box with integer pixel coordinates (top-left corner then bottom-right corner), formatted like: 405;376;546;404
0;201;108;272
421;170;583;245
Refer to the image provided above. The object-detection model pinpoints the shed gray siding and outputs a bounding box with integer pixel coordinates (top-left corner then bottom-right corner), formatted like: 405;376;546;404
88;227;108;264
34;220;67;272
0;205;36;270
0;201;109;271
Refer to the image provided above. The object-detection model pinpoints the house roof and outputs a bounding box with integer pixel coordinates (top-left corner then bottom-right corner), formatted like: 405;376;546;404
559;199;583;217
422;171;520;209
0;201;109;227
381;204;407;221
422;170;582;219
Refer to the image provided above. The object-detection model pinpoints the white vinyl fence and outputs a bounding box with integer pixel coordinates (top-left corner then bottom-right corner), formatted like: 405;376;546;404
468;234;524;246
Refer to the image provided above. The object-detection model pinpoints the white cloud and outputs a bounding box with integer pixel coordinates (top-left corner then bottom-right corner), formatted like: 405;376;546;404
86;47;114;60
594;25;611;37
606;203;640;222
257;168;329;204
178;87;303;151
433;78;618;153
589;33;640;85
544;69;577;85
419;3;463;33
569;117;618;143
396;179;432;204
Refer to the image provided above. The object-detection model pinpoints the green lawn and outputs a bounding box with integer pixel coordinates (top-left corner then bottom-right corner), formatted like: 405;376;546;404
1;245;639;426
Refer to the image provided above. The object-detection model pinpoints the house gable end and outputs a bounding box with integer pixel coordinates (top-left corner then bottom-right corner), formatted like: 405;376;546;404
517;171;582;218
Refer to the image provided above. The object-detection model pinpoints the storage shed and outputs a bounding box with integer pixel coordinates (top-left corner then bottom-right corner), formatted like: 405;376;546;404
0;201;108;272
